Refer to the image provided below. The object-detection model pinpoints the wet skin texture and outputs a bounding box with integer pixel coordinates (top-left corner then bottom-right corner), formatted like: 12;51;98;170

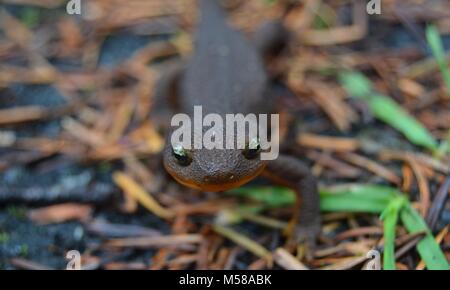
163;0;271;192
158;0;320;245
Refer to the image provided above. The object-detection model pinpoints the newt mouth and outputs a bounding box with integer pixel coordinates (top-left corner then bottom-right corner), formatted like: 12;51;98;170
164;164;266;192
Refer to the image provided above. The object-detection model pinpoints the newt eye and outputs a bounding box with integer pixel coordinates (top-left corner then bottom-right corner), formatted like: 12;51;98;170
242;138;261;160
172;144;192;166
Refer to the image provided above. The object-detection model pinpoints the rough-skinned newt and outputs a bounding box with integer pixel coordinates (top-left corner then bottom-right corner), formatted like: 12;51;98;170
158;0;320;245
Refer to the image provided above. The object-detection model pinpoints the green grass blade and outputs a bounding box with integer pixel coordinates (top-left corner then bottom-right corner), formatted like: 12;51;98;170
381;197;407;270
20;7;41;28
320;195;388;213
321;184;399;202
340;72;438;151
427;25;450;94
400;203;449;270
339;72;373;98
382;212;397;270
368;94;438;150
320;184;400;213
228;184;449;270
229;184;398;212
229;184;399;212
228;186;295;208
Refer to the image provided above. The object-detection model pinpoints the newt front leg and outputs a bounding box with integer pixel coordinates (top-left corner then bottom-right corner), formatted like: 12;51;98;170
262;155;321;250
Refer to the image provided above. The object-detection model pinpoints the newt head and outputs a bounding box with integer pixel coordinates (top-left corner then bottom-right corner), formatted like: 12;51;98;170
163;141;267;192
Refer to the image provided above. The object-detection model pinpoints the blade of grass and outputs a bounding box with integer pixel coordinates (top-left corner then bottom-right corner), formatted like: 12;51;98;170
400;203;449;270
322;184;400;200
320;194;388;213
228;186;295;208
228;184;448;269
339;72;373;98
320;184;399;213
322;185;448;269
228;184;397;213
20;7;40;29
426;25;450;94
380;196;407;270
340;72;438;151
368;94;438;150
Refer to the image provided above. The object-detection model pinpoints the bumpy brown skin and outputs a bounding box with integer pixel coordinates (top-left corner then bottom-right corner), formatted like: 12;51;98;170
163;0;271;192
159;0;320;245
